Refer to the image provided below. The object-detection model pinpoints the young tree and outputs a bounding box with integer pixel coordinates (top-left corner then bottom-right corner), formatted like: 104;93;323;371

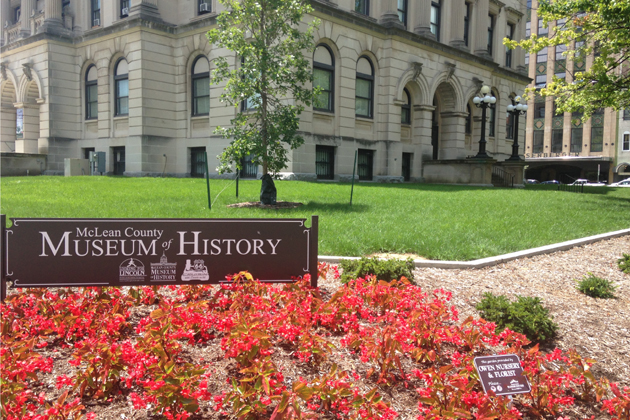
505;0;630;118
207;0;319;202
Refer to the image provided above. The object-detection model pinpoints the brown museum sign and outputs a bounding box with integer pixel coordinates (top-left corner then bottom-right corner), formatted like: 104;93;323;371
1;216;318;299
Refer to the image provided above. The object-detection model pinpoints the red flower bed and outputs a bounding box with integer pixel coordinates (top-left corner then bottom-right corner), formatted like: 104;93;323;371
1;267;628;420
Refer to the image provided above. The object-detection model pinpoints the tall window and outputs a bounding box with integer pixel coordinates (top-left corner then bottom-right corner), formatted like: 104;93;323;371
239;155;258;178
623;109;630;120
623;133;630;151
505;23;515;67
357;149;374;181
397;0;408;26
355;0;369;15
192;56;210;116
120;0;129;17
533;131;544;153
402;153;412;181
13;6;20;24
536;46;547;63
571;128;583;152
488;102;496;137
464;3;470;46
198;0;211;15
313;45;334;112
355;56;374;119
506;97;514;139
487;14;495;56
534;102;545;118
591;127;603;152
551;129;563;153
465;104;472;135
316;146;335;180
85;65;98;120
91;0;101;26
401;88;411;125
537;18;548;35
431;1;441;41
114;58;129;116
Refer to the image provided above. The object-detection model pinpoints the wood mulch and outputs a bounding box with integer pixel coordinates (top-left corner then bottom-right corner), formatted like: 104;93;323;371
226;201;303;209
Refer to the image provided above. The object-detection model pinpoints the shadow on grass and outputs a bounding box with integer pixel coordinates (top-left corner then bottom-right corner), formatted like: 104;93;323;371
299;201;370;213
333;182;493;192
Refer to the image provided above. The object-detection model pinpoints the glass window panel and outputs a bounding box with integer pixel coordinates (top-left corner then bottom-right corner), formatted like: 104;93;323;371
571;128;583;152
357;57;372;75
117;79;128;97
116;59;128;76
195;96;210;115
314;92;330;110
356;78;371;98
194;77;209;97
552;129;563;152
118;97;128;115
623;133;629;151
356;98;369;116
193;57;209;74
591;127;603;152
87;66;97;82
533;130;544;153
313;68;330;90
314;46;333;66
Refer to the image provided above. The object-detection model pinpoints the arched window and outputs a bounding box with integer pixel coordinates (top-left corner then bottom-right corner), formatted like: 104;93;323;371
85;65;98;120
488;89;497;137
401;88;411;125
355;56;374;119
114;58;129;116
192;56;210;116
465;104;472;135
313;45;334;112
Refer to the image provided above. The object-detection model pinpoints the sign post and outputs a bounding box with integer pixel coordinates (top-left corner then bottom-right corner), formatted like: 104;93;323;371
1;216;319;300
474;354;531;397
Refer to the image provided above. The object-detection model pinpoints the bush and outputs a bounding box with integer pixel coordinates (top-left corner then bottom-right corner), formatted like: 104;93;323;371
576;273;617;298
618;253;630;274
475;293;558;342
339;257;415;284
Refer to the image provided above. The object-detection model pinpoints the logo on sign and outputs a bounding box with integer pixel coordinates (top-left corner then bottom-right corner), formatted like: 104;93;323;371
181;259;209;281
150;253;177;282
119;258;146;282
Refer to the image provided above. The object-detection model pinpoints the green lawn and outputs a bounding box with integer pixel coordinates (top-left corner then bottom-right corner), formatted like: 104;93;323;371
1;176;629;260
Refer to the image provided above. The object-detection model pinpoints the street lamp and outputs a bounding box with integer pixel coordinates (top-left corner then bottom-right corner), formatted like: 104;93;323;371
506;95;528;161
472;85;496;159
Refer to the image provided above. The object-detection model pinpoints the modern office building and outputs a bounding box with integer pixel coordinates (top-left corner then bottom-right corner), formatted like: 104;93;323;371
1;0;530;184
522;0;628;184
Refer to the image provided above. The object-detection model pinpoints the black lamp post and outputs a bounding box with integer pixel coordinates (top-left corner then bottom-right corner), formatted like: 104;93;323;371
472;85;496;159
506;95;528;161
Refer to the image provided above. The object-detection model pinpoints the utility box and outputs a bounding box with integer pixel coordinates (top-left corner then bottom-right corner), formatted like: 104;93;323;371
89;151;106;175
64;159;90;176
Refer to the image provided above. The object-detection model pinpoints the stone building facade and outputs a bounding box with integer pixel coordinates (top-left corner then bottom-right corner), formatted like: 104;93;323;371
522;0;628;183
1;0;530;183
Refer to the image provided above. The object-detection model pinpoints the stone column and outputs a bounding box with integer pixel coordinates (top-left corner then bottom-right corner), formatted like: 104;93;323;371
380;0;404;28
414;0;434;38
2;0;10;29
515;18;527;74
39;0;64;33
414;104;435;159
450;0;466;48
495;6;507;66
474;0;490;58
128;0;162;22
440;111;468;159
19;0;35;37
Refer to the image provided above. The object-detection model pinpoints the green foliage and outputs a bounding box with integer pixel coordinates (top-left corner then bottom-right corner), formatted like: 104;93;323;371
476;293;558;342
576;273;617;298
207;0;319;176
618;253;630;274
339;257;415;284
505;0;630;118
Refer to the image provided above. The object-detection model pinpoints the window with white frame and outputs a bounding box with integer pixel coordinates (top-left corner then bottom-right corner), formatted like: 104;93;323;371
114;58;129;116
192;56;210;116
623;132;630;151
313;45;334;112
85;65;98;120
355;56;374;119
431;1;441;41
